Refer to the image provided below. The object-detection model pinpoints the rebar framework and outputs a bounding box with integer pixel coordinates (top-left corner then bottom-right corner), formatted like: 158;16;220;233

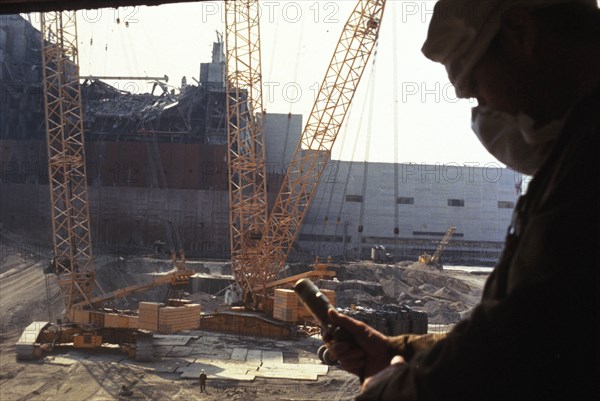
224;0;269;302
256;0;386;293
41;11;95;312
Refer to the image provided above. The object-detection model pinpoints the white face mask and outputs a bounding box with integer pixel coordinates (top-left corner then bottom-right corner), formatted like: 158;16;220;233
471;106;565;175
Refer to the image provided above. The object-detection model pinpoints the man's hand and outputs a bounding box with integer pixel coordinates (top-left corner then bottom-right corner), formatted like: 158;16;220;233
325;309;395;379
360;355;406;393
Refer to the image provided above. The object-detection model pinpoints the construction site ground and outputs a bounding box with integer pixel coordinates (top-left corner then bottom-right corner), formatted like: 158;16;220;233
0;233;489;400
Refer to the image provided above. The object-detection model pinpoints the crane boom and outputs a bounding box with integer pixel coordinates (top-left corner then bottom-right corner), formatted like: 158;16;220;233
224;0;269;302
431;226;456;265
256;0;386;292
71;268;194;309
41;11;94;311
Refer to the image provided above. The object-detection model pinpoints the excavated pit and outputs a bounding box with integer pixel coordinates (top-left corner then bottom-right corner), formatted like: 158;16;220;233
1;230;489;400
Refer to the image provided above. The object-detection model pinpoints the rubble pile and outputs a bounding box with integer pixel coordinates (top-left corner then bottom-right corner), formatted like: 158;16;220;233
337;304;428;335
324;261;487;325
81;80;209;138
319;279;384;296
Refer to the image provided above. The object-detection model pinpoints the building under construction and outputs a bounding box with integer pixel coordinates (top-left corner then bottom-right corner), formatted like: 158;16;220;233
0;14;519;266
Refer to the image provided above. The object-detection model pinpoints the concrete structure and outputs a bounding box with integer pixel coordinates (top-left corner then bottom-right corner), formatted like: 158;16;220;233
300;161;521;264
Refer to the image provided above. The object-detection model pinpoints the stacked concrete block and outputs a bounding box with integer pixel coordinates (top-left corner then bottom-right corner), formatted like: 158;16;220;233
273;289;298;322
124;315;139;329
104;313;120;328
106;314;138;329
138;302;163;331
69;309;90;325
157;304;201;334
274;288;336;322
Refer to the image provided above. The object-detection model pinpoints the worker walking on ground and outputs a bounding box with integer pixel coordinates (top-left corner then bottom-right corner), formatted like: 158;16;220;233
199;369;207;393
325;1;599;400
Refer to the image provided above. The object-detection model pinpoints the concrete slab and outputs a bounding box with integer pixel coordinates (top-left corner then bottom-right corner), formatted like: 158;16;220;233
153;335;196;346
179;361;258;381
230;348;248;361
155;357;195;373
256;363;328;381
261;350;283;365
298;357;321;365
246;349;262;364
166;347;193;357
123;357;194;373
190;346;213;356
209;347;233;360
191;335;220;344
86;353;126;363
154;345;174;356
44;356;81;366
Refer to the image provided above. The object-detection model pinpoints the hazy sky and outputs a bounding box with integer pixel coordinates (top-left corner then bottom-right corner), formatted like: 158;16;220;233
28;0;595;166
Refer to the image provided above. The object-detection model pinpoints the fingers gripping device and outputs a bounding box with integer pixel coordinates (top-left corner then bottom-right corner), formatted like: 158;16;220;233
293;279;350;352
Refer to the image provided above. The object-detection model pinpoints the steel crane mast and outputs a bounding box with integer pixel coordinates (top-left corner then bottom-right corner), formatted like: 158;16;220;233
18;10;196;361
255;0;386;302
41;11;95;312
40;9;193;320
224;0;269;303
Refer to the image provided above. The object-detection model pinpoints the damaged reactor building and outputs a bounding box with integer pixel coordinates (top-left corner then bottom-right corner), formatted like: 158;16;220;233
1;14;521;265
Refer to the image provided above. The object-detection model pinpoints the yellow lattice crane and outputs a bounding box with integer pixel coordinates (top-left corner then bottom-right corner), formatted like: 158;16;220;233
40;10;95;313
16;11;193;360
225;0;387;312
224;0;270;305
255;0;386;312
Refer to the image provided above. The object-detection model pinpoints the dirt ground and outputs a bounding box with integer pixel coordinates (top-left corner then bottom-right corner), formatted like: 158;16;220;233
0;338;361;401
0;230;488;400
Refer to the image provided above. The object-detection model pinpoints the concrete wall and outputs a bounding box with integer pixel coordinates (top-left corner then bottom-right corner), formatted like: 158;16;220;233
264;113;302;174
0;136;520;265
299;161;520;264
0;15;45;140
0;182;231;259
0;112;301;259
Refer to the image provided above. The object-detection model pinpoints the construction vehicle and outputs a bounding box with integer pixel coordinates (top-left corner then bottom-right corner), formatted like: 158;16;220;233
16;11;193;361
371;245;394;264
419;226;456;268
219;0;386;333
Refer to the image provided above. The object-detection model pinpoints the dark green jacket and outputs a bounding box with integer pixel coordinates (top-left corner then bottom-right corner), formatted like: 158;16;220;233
358;89;599;401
